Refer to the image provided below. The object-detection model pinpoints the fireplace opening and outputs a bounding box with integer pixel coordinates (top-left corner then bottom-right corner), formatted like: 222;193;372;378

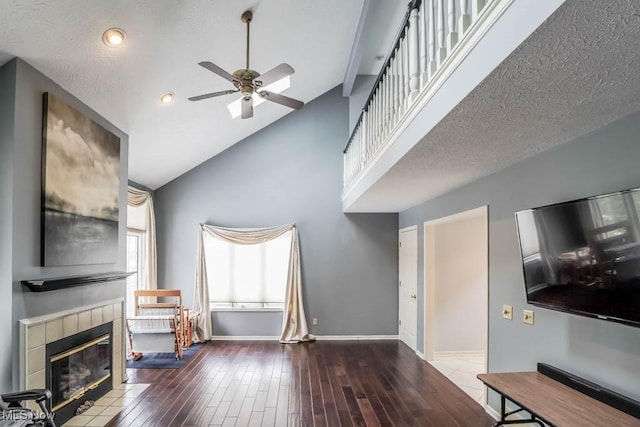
46;322;113;425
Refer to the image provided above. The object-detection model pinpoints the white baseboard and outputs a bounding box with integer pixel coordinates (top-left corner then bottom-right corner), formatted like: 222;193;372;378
485;405;500;420
209;335;399;341
314;335;398;341
415;350;426;360
210;336;280;341
434;350;485;358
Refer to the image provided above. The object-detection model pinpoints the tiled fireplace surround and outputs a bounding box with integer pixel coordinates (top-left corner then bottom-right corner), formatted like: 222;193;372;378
19;298;126;413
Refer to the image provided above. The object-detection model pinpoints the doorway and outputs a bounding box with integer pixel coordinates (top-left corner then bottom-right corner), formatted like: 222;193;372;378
399;226;418;350
424;206;488;404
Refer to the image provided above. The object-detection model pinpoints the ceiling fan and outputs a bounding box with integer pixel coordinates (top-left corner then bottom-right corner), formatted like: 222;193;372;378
188;10;304;119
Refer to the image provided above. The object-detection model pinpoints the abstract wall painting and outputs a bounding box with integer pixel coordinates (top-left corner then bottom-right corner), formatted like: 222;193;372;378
41;92;120;266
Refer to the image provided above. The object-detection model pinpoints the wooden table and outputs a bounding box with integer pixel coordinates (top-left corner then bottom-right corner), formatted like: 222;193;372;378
477;372;640;427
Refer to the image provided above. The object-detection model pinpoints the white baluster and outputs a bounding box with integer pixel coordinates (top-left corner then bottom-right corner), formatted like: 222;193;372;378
428;0;437;78
408;7;421;102
437;0;447;65
459;0;471;36
365;113;370;163
391;55;398;124
378;84;384;144
384;72;390;137
447;0;458;51
373;90;380;151
382;74;389;138
420;2;429;87
403;36;410;110
472;0;486;20
370;94;376;149
398;43;405;117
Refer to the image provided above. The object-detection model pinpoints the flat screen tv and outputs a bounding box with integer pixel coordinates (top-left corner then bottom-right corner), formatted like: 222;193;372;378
515;187;640;328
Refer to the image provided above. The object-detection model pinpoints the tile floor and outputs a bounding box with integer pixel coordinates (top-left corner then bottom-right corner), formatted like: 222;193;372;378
61;383;149;427
428;357;541;426
428;355;486;405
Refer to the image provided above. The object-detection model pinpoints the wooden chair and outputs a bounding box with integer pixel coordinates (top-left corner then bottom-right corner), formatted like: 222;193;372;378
126;289;184;360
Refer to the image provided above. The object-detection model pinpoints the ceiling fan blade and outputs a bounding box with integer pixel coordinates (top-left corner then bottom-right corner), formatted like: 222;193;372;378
188;90;238;102
198;61;239;84
241;97;254;119
254;63;295;87
259;91;304;110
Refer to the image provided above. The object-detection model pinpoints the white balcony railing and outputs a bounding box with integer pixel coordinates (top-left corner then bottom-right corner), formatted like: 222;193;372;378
343;0;505;192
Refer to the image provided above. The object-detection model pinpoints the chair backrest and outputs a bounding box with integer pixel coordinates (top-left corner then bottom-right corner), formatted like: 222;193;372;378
133;289;182;316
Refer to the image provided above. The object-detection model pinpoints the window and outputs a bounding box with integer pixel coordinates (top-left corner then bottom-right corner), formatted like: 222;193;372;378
203;230;292;310
125;231;145;317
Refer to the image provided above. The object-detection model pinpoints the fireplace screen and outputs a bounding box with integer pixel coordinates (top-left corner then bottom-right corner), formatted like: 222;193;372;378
49;334;111;412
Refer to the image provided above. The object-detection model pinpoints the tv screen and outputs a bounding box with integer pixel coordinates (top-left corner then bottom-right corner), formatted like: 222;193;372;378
515;187;640;328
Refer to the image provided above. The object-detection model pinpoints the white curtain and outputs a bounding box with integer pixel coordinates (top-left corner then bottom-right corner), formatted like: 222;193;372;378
193;223;313;343
127;187;157;291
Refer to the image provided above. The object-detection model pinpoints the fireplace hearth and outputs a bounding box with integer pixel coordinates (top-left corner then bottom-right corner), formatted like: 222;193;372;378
46;322;113;424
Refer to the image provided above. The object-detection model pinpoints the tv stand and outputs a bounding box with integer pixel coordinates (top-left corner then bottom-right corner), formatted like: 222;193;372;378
478;364;640;426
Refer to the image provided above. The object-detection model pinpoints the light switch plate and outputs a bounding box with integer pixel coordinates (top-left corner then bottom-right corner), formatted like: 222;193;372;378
523;309;534;325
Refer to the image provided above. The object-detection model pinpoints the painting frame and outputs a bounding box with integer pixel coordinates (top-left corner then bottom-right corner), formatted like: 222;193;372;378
41;92;121;266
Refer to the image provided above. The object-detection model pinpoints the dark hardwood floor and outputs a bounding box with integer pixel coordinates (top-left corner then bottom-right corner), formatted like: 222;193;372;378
106;341;494;426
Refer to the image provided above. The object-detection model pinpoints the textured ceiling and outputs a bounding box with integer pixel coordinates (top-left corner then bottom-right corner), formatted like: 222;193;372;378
350;0;640;212
0;0;366;189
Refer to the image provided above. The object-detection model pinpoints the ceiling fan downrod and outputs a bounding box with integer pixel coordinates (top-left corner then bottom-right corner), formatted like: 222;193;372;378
241;10;252;71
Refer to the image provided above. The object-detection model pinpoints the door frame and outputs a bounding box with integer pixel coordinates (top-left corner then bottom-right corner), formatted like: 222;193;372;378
423;206;488;362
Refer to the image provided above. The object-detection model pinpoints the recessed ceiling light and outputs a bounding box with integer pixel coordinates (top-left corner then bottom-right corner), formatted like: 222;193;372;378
102;28;126;47
159;92;175;104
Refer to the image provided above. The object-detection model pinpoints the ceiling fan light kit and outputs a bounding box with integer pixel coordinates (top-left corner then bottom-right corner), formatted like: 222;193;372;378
189;9;304;119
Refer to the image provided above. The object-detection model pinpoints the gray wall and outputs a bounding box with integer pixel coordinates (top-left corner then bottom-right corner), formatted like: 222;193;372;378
348;75;376;134
154;86;399;337
400;112;640;402
6;59;129;389
0;60;17;391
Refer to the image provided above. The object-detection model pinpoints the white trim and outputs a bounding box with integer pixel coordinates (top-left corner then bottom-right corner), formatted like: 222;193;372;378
19;297;125;325
415;350;426;360
211;307;284;313
485;405;500;421
314;335;398;341
399;225;418;232
210;336;280;341
434;350;485;358
209;335;399;341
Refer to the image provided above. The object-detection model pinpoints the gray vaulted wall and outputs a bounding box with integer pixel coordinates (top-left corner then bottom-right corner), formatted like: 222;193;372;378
154;86;399;337
400;111;640;403
0;60;17;391
3;59;129;390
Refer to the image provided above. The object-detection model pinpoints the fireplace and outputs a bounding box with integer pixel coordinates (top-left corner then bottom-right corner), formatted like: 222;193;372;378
19;298;125;425
46;322;113;422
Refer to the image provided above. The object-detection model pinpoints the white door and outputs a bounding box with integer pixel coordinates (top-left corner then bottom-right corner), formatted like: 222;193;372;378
399;226;417;350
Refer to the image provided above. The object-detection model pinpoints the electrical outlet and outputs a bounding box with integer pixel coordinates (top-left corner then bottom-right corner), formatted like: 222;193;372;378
523;309;534;325
502;304;513;320
312;318;318;326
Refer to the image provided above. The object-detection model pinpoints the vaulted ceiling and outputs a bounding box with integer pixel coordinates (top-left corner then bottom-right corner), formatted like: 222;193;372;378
0;0;404;189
